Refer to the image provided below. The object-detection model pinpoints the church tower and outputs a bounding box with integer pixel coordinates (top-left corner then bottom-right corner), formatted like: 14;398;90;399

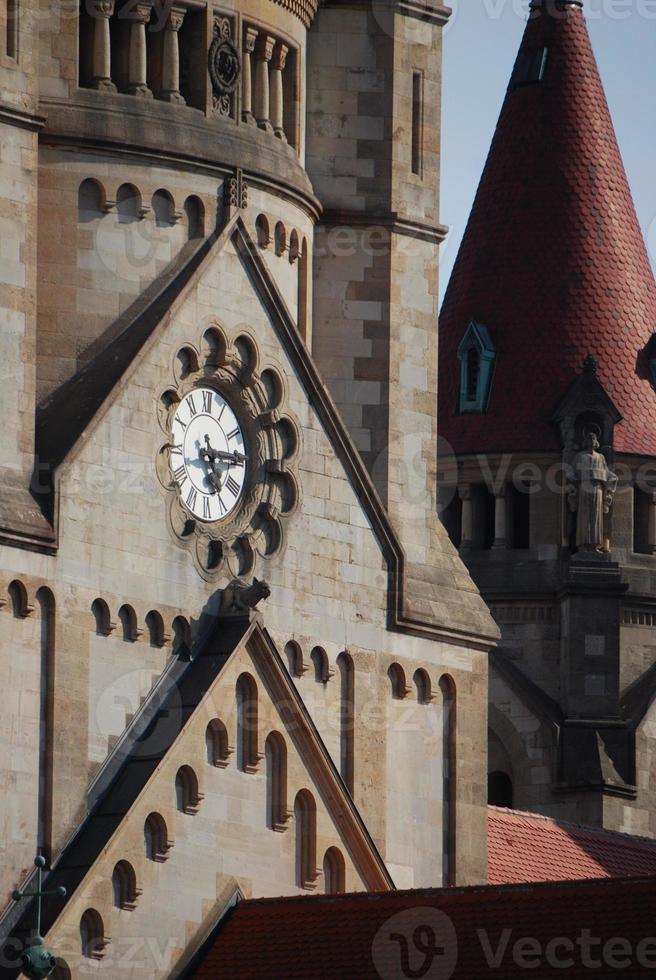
0;0;497;972
438;0;656;835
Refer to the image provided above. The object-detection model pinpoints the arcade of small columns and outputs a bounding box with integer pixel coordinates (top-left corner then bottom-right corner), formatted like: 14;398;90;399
86;1;292;140
454;479;656;554
457;483;510;552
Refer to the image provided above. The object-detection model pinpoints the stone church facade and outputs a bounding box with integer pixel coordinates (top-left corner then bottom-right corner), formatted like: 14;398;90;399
0;0;498;974
439;0;656;839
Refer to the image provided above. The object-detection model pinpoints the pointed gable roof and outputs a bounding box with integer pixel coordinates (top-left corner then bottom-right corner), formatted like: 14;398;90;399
439;0;656;457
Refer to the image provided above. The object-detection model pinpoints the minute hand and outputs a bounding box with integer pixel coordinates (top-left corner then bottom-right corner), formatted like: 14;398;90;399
213;449;245;466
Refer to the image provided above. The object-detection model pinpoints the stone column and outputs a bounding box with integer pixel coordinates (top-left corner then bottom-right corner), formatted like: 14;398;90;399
492;485;508;549
270;41;288;140
254;33;275;132
91;0;116;91
160;7;185;103
458;485;473;551
127;2;153;98
242;27;258;124
647;491;656;555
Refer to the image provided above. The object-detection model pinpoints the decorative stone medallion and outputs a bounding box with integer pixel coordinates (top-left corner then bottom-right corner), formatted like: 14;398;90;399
207;17;241;108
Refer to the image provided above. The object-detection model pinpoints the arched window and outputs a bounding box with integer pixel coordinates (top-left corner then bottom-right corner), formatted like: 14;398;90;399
77;178;104;222
175;765;202;814
440;675;457;886
112;860;140;910
8;579;30;618
91;597;114;636
80;908;108;960
145;609;166;647
285;640;304;677
310;647;329;684
265;732;289;831
172;616;191;659
294;790;318;889
116;183;141;224
152;188;175;227
414;668;432;705
289;229;299;263
323;846;346;895
387;663;407;699
274;221;286;256
488;770;513;808
337;652;354;793
144;812;170;862
298;238;309;342
205;719;230;768
255;214;270;249
236;673;259;772
118;604;139;642
184;195;205;239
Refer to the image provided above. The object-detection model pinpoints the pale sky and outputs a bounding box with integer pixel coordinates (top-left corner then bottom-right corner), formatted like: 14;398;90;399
439;0;656;302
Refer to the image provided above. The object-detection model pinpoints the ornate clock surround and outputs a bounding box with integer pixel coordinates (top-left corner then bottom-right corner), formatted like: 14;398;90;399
156;321;301;581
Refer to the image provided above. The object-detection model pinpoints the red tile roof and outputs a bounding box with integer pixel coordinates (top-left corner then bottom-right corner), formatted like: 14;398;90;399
488;805;656;885
439;0;656;457
192;876;656;979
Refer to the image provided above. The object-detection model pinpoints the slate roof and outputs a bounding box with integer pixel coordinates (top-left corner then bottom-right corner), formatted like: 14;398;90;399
488;806;656;885
439;0;656;457
190;875;656;979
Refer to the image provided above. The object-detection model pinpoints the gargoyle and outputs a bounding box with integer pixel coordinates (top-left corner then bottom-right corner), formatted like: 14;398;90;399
220;577;271;615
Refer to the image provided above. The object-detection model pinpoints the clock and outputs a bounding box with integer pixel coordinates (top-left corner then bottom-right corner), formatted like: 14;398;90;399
170;387;247;522
157;328;301;581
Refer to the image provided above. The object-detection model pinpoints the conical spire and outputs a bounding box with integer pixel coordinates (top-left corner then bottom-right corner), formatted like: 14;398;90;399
439;1;656;456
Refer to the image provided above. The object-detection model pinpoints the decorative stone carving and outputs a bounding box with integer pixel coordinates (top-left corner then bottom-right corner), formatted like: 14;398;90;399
208;17;240;116
223;168;247;214
567;429;618;553
219;577;271;616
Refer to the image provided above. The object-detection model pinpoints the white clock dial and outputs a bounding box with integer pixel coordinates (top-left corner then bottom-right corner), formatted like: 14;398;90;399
170;388;247;522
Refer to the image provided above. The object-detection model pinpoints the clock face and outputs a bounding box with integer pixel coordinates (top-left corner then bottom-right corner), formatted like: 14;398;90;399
170;388;247;522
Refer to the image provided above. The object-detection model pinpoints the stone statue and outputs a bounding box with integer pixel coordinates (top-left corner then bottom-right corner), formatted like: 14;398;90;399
567;431;618;552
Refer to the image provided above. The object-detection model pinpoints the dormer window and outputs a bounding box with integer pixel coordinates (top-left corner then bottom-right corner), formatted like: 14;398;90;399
457;322;496;414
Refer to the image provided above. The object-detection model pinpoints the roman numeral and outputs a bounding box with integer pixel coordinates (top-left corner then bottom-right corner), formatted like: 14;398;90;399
175;415;187;431
225;475;240;497
202;390;213;413
187;394;197;419
226;427;239;441
217;494;226;515
217;403;226;421
174;464;186;484
186;487;197;511
202;497;212;520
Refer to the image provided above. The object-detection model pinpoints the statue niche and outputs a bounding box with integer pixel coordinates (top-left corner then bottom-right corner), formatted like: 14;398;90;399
566;428;618;553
